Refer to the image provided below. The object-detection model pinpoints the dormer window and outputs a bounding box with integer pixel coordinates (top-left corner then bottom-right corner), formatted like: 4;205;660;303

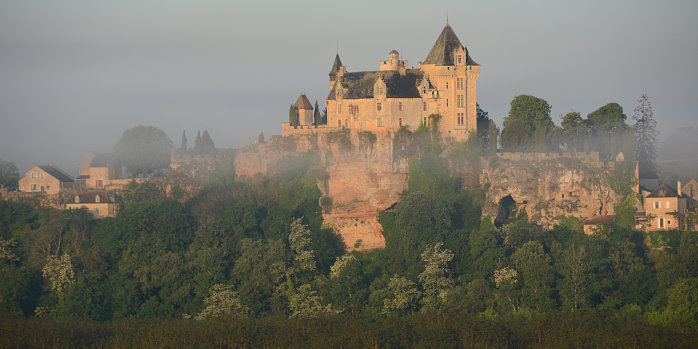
75;195;80;204
457;55;462;64
95;194;101;203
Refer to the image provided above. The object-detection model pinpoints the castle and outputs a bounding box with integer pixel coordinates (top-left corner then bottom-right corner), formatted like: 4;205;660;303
284;23;480;142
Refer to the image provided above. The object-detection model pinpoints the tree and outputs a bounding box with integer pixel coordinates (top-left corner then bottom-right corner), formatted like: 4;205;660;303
42;254;75;294
476;103;491;149
195;284;248;320
0;159;20;188
313;100;321;127
180;130;187;153
383;275;421;316
289;104;297;126
114;125;173;177
289;218;316;273
500;95;557;151
586;103;629;157
633;94;659;178
418;242;454;309
194;129;215;155
487;120;500;156
561;112;589;152
512;241;556;311
321;107;327;125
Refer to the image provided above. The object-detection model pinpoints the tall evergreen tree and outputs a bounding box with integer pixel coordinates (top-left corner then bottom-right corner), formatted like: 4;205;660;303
313;100;320;127
180;130;187;153
194;130;202;155
289;105;297;126
476;103;491;150
199;129;215;155
633;94;659;178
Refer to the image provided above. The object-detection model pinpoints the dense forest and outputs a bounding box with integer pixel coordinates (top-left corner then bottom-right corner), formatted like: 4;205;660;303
1;147;697;347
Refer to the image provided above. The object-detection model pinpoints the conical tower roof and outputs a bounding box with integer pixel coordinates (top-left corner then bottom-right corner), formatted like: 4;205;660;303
329;53;343;77
424;24;478;66
295;94;313;110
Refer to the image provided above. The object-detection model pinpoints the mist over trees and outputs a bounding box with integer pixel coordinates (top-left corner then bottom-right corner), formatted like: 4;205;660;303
0;159;20;188
115;125;173;177
633;94;659;178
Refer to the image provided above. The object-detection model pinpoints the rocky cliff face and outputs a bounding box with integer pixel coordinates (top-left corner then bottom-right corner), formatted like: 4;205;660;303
471;154;620;228
235;130;409;250
235;132;625;250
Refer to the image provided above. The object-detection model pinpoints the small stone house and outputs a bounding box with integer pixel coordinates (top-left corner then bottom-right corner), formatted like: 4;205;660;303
65;191;117;218
77;152;122;189
643;183;688;231
18;165;75;195
294;94;314;126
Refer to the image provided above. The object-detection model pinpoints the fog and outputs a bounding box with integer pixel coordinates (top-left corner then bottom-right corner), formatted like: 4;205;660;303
1;0;697;176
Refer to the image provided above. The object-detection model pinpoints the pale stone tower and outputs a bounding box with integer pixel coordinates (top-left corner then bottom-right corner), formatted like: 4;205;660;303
295;94;314;126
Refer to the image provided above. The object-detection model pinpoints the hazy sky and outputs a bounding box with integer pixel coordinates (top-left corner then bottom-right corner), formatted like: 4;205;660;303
1;0;697;174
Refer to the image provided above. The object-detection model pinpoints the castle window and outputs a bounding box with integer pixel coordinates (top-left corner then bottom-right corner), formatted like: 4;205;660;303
399;102;403;111
399;118;403;126
355;105;359;113
31;172;36;178
377;118;383;127
445;82;449;89
457;95;464;108
458;55;462;64
338;103;342;114
654;201;659;209
423;102;427;111
377;102;381;111
457;78;464;90
457;113;464;126
446;99;448;107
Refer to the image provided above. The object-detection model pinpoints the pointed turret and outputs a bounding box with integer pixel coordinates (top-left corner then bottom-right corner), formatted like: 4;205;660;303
329;53;343;80
424;23;478;66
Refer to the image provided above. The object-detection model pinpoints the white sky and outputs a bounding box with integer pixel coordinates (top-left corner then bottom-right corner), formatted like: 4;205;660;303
1;0;697;174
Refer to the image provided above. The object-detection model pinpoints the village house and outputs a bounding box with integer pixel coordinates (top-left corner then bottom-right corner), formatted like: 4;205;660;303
284;23;480;142
18;165;75;195
681;179;698;203
643;182;689;231
65;190;117;218
77;152;122;189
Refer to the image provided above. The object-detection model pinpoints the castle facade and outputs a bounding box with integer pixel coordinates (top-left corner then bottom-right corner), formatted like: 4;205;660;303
284;23;480;141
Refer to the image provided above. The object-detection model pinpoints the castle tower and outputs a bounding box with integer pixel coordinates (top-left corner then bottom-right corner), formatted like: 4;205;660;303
329;54;345;89
295;94;314;126
420;23;480;141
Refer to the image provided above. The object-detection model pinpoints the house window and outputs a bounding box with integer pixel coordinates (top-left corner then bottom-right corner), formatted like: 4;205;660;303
31;184;37;191
666;201;670;209
423;117;427;126
377;102;381;111
31;172;37;178
423;102;427;111
95;208;100;215
457;95;464;108
654;201;660;209
457;113;464;126
377;118;382;127
457;78;464;89
399;102;403;111
96;180;103;189
338;103;342;114
338;119;341;127
659;218;664;228
46;185;50;190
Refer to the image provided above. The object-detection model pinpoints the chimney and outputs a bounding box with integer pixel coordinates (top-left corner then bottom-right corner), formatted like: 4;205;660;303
678;181;682;197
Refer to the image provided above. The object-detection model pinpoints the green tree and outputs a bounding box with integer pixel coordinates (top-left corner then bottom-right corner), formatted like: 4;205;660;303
114;125;173;177
476;103;491;149
633;94;659;178
586;103;629;157
195;284;248;320
512;241;556;312
194;129;215;155
500;95;557;151
289;218;316;273
180;130;187;153
313;100;321;127
289;104;297;126
383;275;421;316
561;112;589;152
0;159;20;188
418;242;454;309
488;120;500;156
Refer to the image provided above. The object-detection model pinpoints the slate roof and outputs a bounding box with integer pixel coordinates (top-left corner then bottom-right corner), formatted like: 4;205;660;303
647;184;684;198
67;191;112;204
329;54;343;79
583;215;615;225
38;165;74;183
295;94;314;110
327;70;424;100
423;24;478;66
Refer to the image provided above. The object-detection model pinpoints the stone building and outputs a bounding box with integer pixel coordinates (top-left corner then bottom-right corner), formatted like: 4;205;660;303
643;183;689;231
294;94;314;126
65;190;117;218
77;152;122;189
284;23;480;141
681;179;698;203
18;165;75;195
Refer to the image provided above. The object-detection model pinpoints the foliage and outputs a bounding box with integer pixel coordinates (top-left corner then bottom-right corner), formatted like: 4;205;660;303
383;275;421;316
418;242;454;309
0;158;20;188
500;95;559;152
41;254;75;294
358;130;377;145
195;284;248;320
313;100;321;126
633;94;659;178
115;125;173;177
288;104;297;126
